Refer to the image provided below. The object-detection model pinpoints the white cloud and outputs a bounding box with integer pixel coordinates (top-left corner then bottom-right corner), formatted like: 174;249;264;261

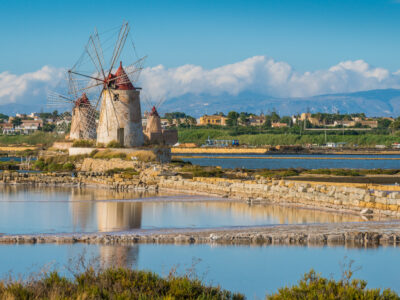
139;56;400;99
2;56;400;110
0;66;64;106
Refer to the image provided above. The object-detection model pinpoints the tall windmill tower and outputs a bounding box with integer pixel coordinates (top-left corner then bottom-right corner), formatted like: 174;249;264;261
68;22;146;147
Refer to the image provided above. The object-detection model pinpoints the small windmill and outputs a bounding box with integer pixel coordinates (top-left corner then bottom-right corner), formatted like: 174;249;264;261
47;91;97;140
67;21;147;147
142;96;166;144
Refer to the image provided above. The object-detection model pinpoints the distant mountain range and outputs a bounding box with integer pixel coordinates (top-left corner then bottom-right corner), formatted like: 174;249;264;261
158;88;400;118
2;88;400;118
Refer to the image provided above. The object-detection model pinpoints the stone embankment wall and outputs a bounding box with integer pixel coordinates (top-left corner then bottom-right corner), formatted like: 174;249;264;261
171;147;270;154
0;171;156;191
158;177;400;217
3;166;400;217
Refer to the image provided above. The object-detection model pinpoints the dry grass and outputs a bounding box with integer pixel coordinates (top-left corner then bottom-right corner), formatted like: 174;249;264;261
129;150;157;162
92;150;128;160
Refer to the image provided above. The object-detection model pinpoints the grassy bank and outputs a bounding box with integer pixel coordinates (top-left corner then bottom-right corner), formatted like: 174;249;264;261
0;132;65;147
178;128;400;146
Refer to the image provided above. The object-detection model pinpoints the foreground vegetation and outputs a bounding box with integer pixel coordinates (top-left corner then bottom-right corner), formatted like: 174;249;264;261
0;267;244;299
267;270;399;299
178;127;400;146
1;266;399;299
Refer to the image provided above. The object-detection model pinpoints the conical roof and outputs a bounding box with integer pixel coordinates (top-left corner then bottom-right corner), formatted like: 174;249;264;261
75;93;90;107
150;106;159;117
115;61;134;90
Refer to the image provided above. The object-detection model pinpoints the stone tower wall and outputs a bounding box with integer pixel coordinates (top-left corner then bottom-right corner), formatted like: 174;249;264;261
97;89;144;147
70;106;96;140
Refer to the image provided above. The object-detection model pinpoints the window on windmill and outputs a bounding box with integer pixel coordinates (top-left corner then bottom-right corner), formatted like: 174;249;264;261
113;94;119;101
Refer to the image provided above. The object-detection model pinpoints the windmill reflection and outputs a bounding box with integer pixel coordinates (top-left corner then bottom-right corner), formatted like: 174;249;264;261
69;188;143;232
69;188;145;268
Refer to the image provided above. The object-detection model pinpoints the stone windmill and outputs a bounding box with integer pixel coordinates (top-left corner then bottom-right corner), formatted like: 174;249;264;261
67;22;146;147
47;91;97;140
142;96;178;145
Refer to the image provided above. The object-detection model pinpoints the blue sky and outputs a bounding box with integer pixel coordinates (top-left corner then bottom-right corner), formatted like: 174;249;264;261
4;0;400;111
2;0;400;74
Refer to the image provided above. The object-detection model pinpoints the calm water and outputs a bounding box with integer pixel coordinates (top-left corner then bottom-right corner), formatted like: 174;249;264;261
1;243;400;299
179;154;400;169
0;186;365;234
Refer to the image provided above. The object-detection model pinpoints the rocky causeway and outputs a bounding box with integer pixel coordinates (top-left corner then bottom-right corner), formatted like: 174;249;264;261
1;222;400;247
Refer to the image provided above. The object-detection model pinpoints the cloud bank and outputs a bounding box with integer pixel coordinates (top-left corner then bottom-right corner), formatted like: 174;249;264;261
0;66;64;107
140;56;400;99
1;56;400;109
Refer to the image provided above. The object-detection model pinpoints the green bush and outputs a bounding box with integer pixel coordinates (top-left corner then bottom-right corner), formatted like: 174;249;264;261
267;270;398;299
181;165;224;178
259;169;300;179
33;157;77;172
0;267;244;299
305;169;361;176
72;139;96;147
106;140;123;148
62;162;75;171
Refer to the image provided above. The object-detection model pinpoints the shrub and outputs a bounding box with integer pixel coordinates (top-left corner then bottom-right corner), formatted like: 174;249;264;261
72;139;96;147
259;168;300;179
267;270;398;299
181;165;224;178
62;162;75;171
106;140;123;148
0;267;244;299
305;169;361;176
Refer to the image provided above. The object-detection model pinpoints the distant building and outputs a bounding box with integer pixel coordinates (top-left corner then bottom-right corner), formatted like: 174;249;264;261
271;122;288;128
198;115;227;126
17;120;43;134
1;123;14;135
248;115;265;126
334;120;356;127
300;113;311;121
359;120;378;128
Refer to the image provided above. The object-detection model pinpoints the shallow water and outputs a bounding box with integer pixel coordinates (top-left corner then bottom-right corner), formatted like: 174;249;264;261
0;186;365;234
1;243;400;299
179;154;400;169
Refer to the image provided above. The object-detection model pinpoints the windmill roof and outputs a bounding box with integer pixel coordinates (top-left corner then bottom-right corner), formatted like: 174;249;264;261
115;61;134;90
75;93;90;107
150;106;159;117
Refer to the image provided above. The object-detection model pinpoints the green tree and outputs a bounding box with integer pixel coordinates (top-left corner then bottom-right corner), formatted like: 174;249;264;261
239;112;249;126
11;117;22;128
378;119;392;129
226;111;239;127
43;123;56;132
263;116;272;128
270;111;280;122
280;116;292;126
390;118;400;132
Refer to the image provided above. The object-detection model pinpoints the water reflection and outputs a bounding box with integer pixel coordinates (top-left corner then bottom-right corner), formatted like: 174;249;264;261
0;185;368;235
69;189;143;232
